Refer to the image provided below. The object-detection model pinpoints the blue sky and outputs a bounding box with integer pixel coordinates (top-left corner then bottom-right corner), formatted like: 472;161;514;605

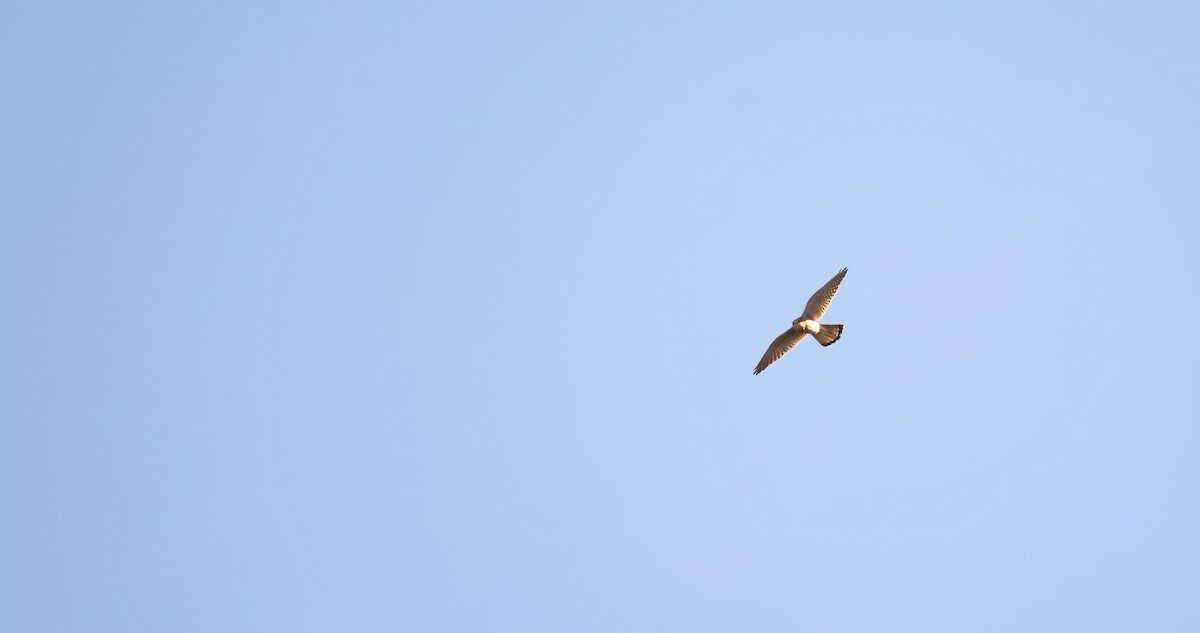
3;1;1199;631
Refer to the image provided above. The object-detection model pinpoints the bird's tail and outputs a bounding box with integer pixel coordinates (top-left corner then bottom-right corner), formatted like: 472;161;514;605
813;324;843;347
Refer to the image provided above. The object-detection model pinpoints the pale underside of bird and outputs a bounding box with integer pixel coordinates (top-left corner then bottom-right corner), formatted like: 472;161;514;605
753;267;848;375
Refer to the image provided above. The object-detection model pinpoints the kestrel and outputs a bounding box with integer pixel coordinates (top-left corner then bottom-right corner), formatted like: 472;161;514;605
753;267;848;375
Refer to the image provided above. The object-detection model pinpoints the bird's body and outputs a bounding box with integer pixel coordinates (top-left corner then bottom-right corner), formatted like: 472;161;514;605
753;267;848;375
796;319;821;334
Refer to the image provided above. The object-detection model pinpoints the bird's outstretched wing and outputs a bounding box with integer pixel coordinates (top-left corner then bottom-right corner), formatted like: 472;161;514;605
754;329;808;375
801;267;848;321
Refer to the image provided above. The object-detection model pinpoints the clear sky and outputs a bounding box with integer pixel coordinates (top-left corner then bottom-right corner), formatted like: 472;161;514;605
3;1;1199;631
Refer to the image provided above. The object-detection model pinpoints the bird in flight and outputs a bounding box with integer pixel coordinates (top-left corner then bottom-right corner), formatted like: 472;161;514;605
753;267;848;375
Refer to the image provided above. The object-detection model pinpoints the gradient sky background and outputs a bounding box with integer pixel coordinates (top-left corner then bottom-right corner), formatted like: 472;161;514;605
4;2;1200;631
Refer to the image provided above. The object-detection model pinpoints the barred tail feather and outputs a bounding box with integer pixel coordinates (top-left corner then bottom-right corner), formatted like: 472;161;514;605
813;324;843;347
